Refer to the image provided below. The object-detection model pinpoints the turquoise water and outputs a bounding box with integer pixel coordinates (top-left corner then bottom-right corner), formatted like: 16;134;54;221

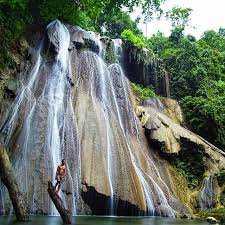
0;216;209;225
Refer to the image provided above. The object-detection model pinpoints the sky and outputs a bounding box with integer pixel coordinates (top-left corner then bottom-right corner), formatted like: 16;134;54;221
130;0;225;39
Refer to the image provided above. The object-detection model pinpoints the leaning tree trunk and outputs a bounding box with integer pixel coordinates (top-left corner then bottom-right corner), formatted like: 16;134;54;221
47;181;72;224
0;147;28;221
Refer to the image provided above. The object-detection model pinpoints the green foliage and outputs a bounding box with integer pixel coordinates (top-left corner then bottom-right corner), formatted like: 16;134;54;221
169;25;185;43
0;0;166;69
220;190;225;207
98;10;142;38
182;80;225;149
147;27;225;150
39;0;83;27
0;0;30;40
131;83;157;100
175;161;200;187
173;139;205;188
121;29;146;48
0;0;29;60
166;6;192;28
139;0;166;22
215;169;225;187
199;208;225;221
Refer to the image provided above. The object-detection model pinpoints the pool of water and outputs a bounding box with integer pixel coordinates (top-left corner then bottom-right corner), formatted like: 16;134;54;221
0;216;209;225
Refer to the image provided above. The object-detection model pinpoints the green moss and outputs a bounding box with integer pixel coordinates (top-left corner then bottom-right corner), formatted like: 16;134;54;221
131;82;157;100
199;208;225;222
121;29;146;48
121;29;157;67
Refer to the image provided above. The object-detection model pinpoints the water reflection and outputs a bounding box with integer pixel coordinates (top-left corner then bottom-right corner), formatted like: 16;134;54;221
0;216;208;225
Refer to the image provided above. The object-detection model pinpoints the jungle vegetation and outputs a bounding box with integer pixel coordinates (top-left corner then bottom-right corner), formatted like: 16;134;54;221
1;0;225;151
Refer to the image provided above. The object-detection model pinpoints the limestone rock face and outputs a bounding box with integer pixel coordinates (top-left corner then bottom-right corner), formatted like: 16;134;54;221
123;42;170;97
0;20;224;218
135;97;225;212
137;98;225;163
0;37;32;128
0;21;186;217
66;25;103;54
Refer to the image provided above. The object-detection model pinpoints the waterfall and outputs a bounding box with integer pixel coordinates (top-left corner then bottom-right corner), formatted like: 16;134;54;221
0;20;80;215
200;176;214;210
111;39;175;217
0;20;180;217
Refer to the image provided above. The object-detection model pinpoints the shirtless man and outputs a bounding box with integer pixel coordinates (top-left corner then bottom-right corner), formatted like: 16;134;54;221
54;159;66;193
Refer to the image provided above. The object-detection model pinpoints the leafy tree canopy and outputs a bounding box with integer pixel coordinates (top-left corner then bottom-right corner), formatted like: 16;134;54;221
147;26;225;149
0;0;166;67
166;6;192;28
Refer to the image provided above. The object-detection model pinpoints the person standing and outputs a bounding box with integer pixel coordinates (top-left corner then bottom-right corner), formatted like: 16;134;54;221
54;159;66;193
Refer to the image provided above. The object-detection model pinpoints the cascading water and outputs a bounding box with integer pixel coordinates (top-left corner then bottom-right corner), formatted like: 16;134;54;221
111;39;176;217
200;176;214;210
0;20;80;215
0;20;184;217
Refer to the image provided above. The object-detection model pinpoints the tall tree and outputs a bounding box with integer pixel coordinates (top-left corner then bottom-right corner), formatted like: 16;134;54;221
166;6;192;28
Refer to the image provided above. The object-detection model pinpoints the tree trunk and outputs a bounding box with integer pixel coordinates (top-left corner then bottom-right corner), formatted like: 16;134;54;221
47;181;72;224
0;147;28;221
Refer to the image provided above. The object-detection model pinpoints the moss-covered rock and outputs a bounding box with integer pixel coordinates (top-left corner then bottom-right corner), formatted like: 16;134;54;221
198;208;225;223
123;41;170;97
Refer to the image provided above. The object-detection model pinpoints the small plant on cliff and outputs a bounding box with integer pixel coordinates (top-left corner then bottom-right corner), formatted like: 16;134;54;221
121;29;146;48
215;169;225;186
174;139;205;188
131;82;157;100
220;190;225;207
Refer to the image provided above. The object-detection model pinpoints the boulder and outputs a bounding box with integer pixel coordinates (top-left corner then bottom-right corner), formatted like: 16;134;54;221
206;216;218;224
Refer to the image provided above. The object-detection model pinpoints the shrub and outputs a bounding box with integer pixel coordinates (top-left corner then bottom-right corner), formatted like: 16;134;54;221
131;82;157;100
121;29;146;48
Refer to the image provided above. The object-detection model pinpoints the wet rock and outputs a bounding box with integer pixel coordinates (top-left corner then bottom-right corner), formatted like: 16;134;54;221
123;41;170;97
135;97;225;214
161;98;184;124
3;20;223;217
143;98;183;124
143;98;165;113
100;36;111;43
6;79;19;95
200;176;219;210
45;19;69;54
45;20;61;53
19;38;31;60
66;25;102;54
206;216;218;224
